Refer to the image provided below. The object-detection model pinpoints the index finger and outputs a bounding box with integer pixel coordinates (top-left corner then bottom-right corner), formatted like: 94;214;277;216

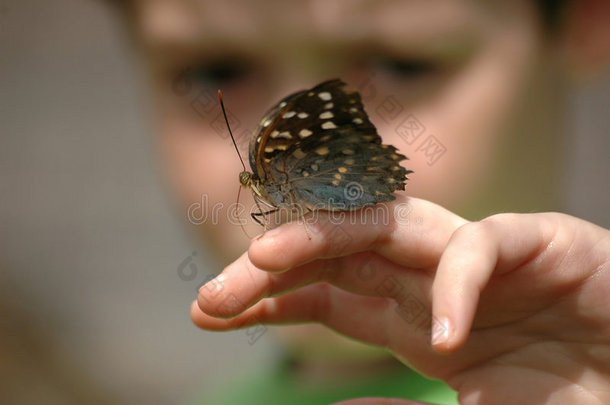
249;195;467;272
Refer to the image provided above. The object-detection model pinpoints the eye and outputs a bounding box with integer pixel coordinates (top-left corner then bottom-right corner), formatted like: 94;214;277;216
372;56;439;80
181;57;253;89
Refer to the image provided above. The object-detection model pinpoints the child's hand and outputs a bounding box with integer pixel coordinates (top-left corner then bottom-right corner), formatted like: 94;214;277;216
192;196;610;405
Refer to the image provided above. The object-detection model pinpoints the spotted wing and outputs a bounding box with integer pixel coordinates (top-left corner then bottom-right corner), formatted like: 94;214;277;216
248;87;309;181
252;79;412;210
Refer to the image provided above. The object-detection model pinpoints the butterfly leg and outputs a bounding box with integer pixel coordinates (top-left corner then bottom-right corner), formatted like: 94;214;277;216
251;195;278;231
251;208;279;229
292;206;312;240
301;212;312;240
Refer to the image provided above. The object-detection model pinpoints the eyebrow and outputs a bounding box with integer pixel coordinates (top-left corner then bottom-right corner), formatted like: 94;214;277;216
136;2;483;66
140;28;480;71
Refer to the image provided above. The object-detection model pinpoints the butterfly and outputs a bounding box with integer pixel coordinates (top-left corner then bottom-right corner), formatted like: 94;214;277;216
220;79;412;229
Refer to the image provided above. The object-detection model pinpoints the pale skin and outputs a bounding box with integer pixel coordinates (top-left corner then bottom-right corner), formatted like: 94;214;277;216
192;198;610;405
124;0;610;403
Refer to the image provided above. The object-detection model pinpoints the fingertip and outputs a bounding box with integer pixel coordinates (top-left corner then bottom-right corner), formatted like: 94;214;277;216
191;300;206;328
196;273;228;315
430;315;465;353
430;221;498;353
190;299;199;315
431;285;477;353
430;315;451;348
190;300;232;330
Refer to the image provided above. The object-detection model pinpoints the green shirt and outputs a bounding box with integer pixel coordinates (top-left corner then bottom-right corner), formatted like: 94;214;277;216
191;357;458;405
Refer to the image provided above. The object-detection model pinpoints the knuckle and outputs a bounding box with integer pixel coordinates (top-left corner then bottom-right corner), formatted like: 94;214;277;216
450;217;503;248
482;212;519;225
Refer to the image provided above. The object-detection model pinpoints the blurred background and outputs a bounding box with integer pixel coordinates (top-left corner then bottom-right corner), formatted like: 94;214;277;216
0;0;608;404
0;1;275;404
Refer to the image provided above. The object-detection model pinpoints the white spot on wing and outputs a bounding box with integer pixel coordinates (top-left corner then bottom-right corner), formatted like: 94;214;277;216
315;146;329;155
352;118;363;124
297;112;309;119
282;111;296;118
321;121;337;130
293;149;307;159
318;92;332;101
319;111;334;119
299;129;313;138
324;102;334;109
271;130;292;139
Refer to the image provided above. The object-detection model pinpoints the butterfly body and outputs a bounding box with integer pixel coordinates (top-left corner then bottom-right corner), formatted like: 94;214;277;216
240;79;412;223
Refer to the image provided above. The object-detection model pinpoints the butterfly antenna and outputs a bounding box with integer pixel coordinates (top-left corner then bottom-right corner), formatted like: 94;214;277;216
218;90;254;239
218;89;246;172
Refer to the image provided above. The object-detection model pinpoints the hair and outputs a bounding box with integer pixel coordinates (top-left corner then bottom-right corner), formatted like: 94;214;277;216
534;0;569;31
105;1;570;33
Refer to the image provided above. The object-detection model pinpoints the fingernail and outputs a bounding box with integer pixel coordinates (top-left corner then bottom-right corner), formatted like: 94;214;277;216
431;316;451;346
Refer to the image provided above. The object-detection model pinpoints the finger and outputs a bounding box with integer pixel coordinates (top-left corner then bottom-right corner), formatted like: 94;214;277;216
198;249;433;319
192;284;394;347
192;283;432;351
249;196;467;272
431;213;555;352
195;251;271;318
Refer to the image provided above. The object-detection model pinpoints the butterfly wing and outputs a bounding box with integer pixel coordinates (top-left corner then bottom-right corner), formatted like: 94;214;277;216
248;87;309;181
251;79;412;210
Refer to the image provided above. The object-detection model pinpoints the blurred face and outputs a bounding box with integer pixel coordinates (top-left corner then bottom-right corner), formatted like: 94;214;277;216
131;0;562;260
130;0;563;359
131;0;562;257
